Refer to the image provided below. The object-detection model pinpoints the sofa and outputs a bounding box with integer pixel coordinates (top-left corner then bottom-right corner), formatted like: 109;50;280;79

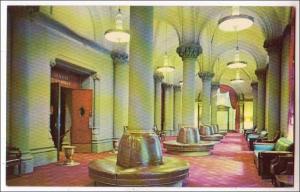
253;137;294;179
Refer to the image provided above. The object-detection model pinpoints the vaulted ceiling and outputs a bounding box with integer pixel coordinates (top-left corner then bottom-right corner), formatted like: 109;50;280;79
39;5;292;99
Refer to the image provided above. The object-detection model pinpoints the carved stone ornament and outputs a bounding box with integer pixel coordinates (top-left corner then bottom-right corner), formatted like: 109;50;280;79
111;51;128;64
211;82;220;90
176;44;202;59
198;72;214;81
251;81;258;89
162;83;173;89
173;85;181;91
255;68;267;79
154;72;164;82
263;36;283;52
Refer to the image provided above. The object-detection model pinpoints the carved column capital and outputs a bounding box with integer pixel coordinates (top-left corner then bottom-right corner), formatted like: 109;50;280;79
153;72;164;83
211;82;220;90
198;71;214;81
111;51;128;65
251;81;258;90
255;68;267;79
263;36;283;52
162;83;173;89
173;85;181;91
50;59;56;68
92;73;100;80
176;43;202;59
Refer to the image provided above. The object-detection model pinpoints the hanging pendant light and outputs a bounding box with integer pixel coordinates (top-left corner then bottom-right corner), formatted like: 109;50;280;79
227;30;247;69
218;6;254;32
104;8;130;43
156;23;175;73
230;70;245;84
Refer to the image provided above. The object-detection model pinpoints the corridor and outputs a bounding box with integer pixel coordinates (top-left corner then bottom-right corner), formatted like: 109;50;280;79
7;133;272;188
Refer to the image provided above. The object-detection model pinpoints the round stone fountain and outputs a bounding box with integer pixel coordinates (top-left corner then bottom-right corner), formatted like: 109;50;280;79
199;125;224;141
88;131;189;186
163;127;218;155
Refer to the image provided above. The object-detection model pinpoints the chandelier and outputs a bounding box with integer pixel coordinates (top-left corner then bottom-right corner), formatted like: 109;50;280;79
227;30;247;69
230;70;245;84
218;6;254;32
104;8;130;43
156;23;175;73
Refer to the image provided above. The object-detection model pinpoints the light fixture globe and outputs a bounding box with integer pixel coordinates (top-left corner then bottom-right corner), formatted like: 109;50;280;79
156;65;175;73
218;14;254;32
104;8;130;43
104;29;130;43
227;60;247;69
230;78;245;84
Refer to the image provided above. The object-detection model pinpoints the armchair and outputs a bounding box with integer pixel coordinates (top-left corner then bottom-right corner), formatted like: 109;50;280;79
253;137;294;179
247;130;268;150
270;154;294;186
243;125;257;138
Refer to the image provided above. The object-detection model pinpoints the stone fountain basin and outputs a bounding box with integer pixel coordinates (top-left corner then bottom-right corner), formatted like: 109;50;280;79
163;140;218;152
88;155;189;187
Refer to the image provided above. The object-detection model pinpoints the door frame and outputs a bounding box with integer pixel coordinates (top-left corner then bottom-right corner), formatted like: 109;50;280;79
50;57;97;159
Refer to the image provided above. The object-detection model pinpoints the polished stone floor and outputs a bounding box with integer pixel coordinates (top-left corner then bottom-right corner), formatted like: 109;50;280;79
6;133;273;188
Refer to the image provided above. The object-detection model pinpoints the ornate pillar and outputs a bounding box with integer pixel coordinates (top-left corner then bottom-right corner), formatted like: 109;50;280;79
154;72;164;131
264;37;282;139
255;68;267;133
174;85;182;134
251;81;258;129
117;7;163;168
112;51;129;139
163;83;174;136
176;44;201;127
199;72;214;125
211;82;219;125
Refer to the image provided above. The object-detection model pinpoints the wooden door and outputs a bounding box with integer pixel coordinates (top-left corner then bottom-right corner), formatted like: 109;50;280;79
71;89;92;152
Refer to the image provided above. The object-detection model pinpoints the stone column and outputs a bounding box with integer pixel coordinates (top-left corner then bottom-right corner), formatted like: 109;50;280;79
211;82;219;125
251;81;258;129
112;51;129;139
255;68;267;133
264;38;282;139
10;10;35;174
154;72;164;131
174;85;182;134
176;44;201;127
239;100;244;132
163;83;174;136
199;72;214;125
117;6;163;168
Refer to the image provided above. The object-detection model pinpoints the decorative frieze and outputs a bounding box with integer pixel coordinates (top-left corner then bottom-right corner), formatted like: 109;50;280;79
176;44;202;59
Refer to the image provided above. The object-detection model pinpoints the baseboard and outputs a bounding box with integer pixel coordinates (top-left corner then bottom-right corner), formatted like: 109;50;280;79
92;138;113;153
30;147;57;167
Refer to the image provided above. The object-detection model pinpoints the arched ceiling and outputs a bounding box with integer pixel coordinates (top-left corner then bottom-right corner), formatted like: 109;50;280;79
39;5;291;99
